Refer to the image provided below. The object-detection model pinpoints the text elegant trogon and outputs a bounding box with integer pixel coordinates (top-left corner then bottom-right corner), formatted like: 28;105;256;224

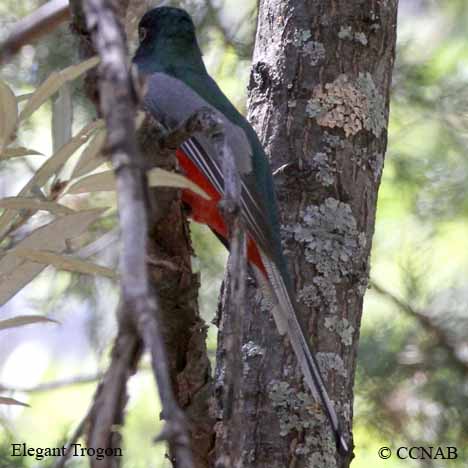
133;6;348;453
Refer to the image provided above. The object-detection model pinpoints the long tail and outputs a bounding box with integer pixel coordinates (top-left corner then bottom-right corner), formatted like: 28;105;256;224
254;251;349;455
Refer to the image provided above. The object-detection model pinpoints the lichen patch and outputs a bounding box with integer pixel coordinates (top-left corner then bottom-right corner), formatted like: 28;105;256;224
269;380;322;436
338;25;368;45
324;317;355;346
312;152;335;186
284;198;366;281
303;41;326;66
316;352;347;378
306;73;385;137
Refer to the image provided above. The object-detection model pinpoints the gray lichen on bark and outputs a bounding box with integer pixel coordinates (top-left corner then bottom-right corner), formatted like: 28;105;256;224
338;26;368;46
283;198;367;281
214;0;398;466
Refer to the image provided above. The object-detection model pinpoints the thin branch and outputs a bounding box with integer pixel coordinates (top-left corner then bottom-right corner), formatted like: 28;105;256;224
139;107;222;466
0;372;104;393
82;1;194;467
203;0;256;59
370;280;468;374
211;128;246;308
142;95;248;466
86;330;142;465
1;2;214;466
54;400;94;468
211;113;247;465
53;319;142;468
0;0;70;64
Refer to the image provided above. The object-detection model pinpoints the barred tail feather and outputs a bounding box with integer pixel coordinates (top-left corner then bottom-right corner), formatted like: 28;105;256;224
256;251;349;455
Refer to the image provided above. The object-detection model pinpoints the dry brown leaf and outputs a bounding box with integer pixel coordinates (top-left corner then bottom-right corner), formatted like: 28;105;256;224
52;84;73;153
66;168;211;200
19;56;99;122
0;80;18;150
0;120;103;240
71;129;107;178
148;168;211;200
31;119;104;189
16;93;33;103
0;315;58;331
65;170;115;194
0;396;30;407
0;197;74;215
14;248;117;279
0;147;44;160
0;209;105;306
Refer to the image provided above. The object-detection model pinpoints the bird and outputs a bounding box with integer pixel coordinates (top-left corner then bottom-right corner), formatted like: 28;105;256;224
133;6;348;454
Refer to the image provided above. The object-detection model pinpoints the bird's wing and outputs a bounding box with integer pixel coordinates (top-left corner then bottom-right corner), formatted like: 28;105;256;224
180;137;277;260
144;71;282;263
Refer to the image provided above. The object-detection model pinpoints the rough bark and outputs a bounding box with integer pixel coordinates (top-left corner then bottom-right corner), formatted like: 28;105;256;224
140;117;215;468
214;1;398;467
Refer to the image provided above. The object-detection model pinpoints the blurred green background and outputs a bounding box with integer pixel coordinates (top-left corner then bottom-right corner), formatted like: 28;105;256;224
1;0;468;466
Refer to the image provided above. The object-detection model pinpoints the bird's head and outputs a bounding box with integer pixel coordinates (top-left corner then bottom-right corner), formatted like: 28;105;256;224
137;7;197;50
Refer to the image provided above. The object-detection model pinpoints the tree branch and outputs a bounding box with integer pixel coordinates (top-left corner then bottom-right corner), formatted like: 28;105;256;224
81;1;193;467
211;117;247;465
0;372;104;393
54;400;94;468
370;280;468;374
0;0;70;64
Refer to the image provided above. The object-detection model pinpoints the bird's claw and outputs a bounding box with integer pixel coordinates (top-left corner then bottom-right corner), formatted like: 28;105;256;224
187;107;224;137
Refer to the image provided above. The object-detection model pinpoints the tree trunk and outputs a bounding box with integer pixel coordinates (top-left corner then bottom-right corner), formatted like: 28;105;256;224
214;1;398;467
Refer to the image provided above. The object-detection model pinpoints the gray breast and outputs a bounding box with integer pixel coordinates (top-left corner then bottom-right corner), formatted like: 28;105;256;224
145;72;252;174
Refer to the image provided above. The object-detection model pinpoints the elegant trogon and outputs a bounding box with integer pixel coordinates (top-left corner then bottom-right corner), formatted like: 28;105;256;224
133;6;348;453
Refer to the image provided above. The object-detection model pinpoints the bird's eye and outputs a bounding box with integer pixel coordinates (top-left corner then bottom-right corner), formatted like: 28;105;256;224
139;27;147;43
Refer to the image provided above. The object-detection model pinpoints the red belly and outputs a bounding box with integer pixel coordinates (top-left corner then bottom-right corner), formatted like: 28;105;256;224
176;149;266;274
